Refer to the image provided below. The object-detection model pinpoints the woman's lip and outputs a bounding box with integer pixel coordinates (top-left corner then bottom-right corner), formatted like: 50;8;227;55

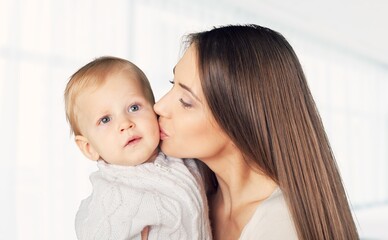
159;128;169;140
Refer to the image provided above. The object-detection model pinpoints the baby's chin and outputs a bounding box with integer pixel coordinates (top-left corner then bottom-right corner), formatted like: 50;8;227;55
143;149;159;164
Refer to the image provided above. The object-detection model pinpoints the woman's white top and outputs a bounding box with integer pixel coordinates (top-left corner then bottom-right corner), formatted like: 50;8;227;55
75;152;211;240
239;188;298;240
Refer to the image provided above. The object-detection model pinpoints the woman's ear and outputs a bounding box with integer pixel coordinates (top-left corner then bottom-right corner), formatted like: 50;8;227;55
75;135;100;161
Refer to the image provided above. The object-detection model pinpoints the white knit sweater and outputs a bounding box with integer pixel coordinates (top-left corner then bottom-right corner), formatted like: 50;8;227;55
75;152;212;240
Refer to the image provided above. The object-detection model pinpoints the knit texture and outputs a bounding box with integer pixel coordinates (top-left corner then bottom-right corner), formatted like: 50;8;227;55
75;152;212;240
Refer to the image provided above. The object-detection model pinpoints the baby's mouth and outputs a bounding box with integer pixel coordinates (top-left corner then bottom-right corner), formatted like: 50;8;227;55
124;136;141;147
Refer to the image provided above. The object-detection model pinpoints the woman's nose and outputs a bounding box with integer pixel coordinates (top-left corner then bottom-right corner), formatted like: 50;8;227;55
154;94;170;118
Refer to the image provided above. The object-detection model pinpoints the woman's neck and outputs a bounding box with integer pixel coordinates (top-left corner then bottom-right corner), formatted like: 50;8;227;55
204;148;278;239
214;162;277;216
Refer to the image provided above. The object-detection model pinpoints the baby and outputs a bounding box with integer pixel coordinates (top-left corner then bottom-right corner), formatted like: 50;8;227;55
64;56;211;240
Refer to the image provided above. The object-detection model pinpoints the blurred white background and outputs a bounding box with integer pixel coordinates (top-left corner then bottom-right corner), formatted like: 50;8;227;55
1;0;387;239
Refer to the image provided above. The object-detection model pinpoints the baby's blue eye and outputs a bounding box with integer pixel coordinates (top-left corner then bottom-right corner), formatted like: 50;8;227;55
128;104;140;112
100;116;111;124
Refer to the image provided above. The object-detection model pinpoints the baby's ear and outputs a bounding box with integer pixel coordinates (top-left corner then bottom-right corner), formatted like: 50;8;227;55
75;135;100;161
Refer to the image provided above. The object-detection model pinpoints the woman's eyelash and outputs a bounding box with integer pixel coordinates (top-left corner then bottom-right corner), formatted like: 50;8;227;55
169;79;191;108
179;98;192;108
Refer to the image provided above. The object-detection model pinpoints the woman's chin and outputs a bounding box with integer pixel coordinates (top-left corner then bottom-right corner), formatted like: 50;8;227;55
160;142;183;158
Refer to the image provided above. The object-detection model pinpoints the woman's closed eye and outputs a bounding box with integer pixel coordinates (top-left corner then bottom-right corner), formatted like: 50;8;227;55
179;98;192;108
169;79;193;108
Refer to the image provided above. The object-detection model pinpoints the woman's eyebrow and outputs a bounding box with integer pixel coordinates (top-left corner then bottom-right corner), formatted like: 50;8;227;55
173;66;201;102
178;82;201;102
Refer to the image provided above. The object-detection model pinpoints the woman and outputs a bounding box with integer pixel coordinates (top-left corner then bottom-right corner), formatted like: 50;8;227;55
154;24;359;239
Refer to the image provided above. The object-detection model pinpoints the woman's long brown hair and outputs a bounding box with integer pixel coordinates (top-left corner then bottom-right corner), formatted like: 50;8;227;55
188;24;358;239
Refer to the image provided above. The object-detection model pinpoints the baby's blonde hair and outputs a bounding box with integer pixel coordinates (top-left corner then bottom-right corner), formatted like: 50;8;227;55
64;56;154;136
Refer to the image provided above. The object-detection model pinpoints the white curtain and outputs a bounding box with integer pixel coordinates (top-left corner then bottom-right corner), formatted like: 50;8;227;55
1;0;387;239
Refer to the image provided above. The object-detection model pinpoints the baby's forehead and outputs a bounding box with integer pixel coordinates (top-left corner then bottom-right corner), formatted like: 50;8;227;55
75;73;146;106
107;67;144;85
85;68;140;90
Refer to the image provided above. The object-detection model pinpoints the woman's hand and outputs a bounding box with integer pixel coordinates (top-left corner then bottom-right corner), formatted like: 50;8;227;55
141;226;149;240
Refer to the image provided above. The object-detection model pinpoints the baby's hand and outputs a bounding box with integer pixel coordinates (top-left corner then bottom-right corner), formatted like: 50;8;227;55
141;226;149;240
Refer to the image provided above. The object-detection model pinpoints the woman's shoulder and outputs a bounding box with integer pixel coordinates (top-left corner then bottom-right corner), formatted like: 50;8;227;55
239;188;298;240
